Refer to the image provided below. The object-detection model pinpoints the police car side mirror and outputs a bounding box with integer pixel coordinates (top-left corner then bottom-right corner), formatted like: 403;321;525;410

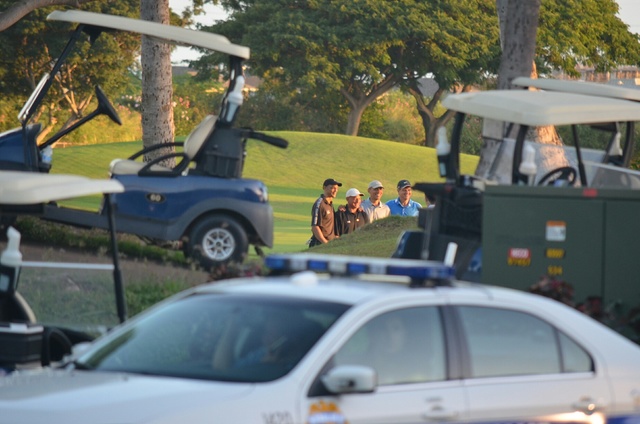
321;365;376;394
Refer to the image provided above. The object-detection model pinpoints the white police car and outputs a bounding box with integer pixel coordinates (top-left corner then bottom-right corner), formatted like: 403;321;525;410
1;254;639;424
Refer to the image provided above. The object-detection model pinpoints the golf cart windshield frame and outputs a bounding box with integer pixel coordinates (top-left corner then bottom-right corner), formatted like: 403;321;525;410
21;10;249;129
441;89;640;186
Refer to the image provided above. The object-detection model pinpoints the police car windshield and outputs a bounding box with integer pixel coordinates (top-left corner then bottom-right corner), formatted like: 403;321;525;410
75;293;349;382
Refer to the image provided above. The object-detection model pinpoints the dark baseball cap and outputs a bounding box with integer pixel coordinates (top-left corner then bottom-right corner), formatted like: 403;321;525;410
323;178;342;187
397;179;412;190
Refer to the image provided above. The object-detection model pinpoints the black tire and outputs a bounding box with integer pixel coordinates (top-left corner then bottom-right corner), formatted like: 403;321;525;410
185;215;249;268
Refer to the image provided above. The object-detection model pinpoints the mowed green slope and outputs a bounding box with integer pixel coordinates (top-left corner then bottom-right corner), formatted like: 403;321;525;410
50;132;479;254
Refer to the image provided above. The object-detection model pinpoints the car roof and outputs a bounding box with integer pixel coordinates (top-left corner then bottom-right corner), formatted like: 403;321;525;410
172;253;584;320
192;274;416;305
182;272;598;336
189;272;546;310
47;10;250;59
512;76;640;102
442;89;640;126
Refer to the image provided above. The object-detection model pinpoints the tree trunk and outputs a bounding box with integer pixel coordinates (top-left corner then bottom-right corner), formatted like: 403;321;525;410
409;84;471;147
140;0;175;166
476;0;568;182
345;105;365;137
525;63;563;146
497;0;566;173
340;75;399;136
525;63;568;173
496;0;540;90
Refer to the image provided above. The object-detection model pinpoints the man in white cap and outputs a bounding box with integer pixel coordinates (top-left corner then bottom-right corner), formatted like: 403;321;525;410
335;188;369;236
362;180;390;222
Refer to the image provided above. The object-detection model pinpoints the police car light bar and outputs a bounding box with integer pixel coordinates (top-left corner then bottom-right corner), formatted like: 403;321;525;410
265;253;455;281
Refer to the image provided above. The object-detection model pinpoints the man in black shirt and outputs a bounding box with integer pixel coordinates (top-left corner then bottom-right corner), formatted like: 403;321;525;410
309;178;341;247
335;188;369;236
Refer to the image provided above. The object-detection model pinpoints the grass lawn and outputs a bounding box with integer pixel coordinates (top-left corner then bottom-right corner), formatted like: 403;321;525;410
49;131;479;255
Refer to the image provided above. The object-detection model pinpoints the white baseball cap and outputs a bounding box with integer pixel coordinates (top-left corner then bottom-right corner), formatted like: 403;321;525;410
368;180;384;189
345;188;364;198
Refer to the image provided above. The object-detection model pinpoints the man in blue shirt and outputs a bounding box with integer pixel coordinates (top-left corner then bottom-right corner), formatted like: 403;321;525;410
386;179;422;217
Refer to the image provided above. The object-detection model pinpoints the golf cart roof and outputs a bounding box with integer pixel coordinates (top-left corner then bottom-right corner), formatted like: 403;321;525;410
47;9;250;60
442;90;640;127
512;77;640;102
0;171;123;204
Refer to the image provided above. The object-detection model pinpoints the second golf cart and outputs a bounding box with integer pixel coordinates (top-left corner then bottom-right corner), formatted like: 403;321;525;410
394;81;640;343
0;10;288;269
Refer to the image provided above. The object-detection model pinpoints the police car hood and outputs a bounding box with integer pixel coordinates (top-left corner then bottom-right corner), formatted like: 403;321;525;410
0;368;255;424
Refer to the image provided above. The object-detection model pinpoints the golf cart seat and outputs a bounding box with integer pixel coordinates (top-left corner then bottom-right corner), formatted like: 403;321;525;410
109;114;217;177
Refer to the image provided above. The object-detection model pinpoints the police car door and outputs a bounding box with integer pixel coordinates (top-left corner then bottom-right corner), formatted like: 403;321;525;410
454;305;612;423
303;306;468;424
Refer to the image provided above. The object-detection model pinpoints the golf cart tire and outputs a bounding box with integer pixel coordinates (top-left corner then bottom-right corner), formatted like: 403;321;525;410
185;215;249;268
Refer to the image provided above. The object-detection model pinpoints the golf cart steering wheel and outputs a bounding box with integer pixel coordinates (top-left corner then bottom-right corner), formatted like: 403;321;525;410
95;85;122;126
537;166;577;186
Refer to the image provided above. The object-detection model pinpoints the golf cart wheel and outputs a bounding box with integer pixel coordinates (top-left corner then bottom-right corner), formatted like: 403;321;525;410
186;215;249;268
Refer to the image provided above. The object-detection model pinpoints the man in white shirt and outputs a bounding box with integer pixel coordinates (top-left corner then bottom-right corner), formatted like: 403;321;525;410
361;180;391;222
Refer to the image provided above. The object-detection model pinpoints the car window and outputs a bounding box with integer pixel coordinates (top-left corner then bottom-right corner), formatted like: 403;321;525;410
558;332;593;372
457;306;593;378
333;307;446;385
76;293;349;382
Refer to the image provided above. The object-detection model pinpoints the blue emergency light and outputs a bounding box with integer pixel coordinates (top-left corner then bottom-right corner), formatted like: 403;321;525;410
265;253;455;280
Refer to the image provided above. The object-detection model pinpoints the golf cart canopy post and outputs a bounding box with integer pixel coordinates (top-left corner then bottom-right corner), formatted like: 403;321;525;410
44;8;254;142
19;10;251;154
0;171;127;324
47;9;250;128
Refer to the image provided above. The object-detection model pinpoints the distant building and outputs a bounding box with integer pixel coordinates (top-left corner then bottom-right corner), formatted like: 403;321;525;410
417;77;440;97
552;65;640;89
172;66;262;93
172;66;198;77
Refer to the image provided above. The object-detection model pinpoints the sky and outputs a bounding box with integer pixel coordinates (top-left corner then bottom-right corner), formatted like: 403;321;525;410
617;0;640;34
168;0;640;64
168;0;227;64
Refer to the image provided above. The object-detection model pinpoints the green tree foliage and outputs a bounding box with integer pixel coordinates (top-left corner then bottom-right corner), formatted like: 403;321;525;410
537;0;640;77
197;0;500;141
199;0;496;138
236;76;348;134
411;0;640;147
172;73;225;136
235;79;425;144
202;0;640;149
360;90;423;144
0;0;139;139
